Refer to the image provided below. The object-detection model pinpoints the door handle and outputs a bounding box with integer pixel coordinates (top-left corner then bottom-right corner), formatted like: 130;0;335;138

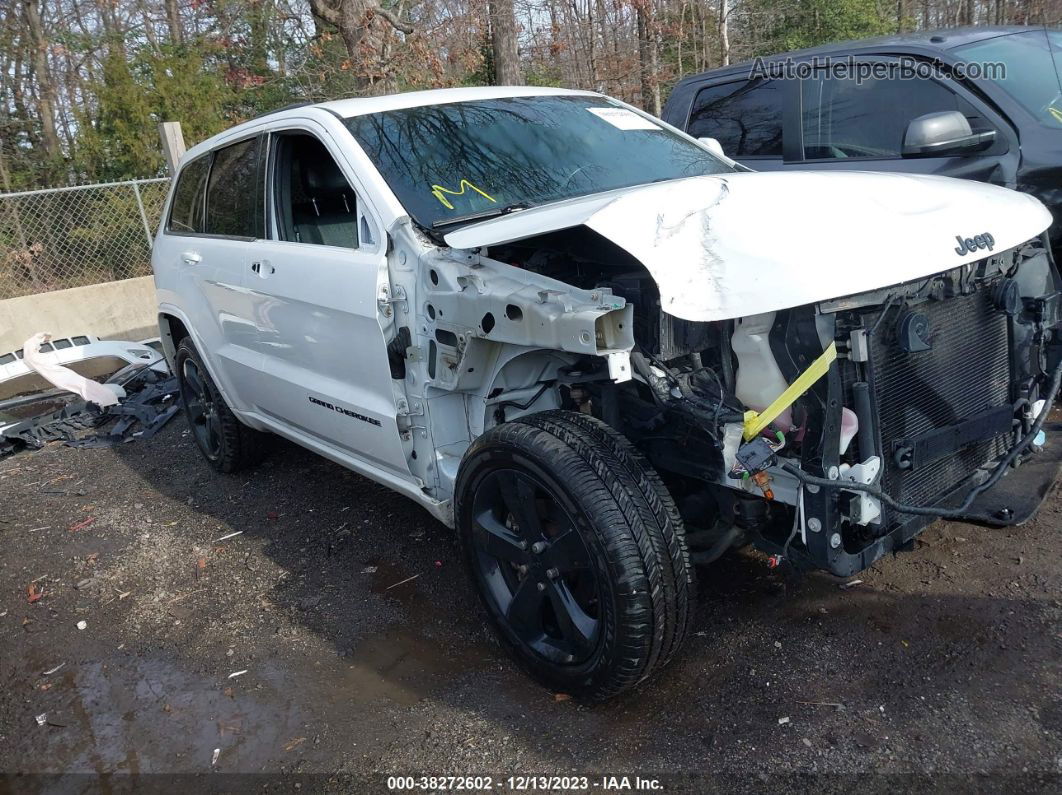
181;251;202;265
251;260;275;277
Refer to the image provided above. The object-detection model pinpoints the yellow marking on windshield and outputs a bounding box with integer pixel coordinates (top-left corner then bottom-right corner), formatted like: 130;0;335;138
431;180;497;210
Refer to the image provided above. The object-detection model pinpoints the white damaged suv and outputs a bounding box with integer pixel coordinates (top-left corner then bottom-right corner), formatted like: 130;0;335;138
153;87;1061;700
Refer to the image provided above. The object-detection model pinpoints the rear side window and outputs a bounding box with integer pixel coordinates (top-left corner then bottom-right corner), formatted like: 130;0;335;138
687;80;783;157
205;137;264;238
167;155;209;233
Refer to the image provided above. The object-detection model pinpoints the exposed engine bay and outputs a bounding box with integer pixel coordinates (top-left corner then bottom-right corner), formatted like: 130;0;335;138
476;229;1062;576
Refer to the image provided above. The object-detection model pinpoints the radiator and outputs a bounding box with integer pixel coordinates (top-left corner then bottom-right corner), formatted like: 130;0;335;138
866;288;1012;521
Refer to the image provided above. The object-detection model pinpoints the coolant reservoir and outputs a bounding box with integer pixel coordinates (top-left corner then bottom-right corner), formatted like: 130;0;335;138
732;312;793;431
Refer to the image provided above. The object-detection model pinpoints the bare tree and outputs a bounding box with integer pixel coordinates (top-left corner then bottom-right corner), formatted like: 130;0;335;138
719;0;730;66
21;0;62;164
308;0;414;74
489;0;523;84
634;0;660;114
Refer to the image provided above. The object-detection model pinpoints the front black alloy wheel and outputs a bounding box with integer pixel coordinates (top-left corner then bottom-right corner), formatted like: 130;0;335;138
470;467;601;666
457;410;695;701
175;338;268;473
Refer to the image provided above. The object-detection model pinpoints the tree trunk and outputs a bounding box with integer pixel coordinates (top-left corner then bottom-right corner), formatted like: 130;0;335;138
635;0;660;115
250;0;270;74
22;0;62;166
489;0;522;85
718;0;730;67
165;0;183;45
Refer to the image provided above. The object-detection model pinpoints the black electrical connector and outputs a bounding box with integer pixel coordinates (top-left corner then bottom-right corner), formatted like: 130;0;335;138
735;437;777;475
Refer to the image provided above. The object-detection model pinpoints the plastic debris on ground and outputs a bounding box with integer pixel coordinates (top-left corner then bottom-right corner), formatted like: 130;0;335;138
0;334;178;458
20;333;124;407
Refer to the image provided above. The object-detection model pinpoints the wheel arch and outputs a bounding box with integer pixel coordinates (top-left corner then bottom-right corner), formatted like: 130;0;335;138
469;347;574;440
158;306;242;415
158;311;190;373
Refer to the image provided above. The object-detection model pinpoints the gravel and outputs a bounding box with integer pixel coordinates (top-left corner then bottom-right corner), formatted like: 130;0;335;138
1;424;1060;789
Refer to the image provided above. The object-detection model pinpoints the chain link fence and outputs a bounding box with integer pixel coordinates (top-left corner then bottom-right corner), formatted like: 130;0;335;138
0;178;171;301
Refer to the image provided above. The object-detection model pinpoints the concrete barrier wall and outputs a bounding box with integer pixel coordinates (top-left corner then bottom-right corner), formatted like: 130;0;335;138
0;275;157;353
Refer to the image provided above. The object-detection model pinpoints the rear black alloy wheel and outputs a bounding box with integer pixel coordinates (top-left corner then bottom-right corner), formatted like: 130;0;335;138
175;338;268;474
457;410;695;701
181;356;223;461
470;467;601;666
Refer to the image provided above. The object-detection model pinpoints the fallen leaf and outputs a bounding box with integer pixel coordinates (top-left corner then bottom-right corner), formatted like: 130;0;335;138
284;737;307;751
67;517;95;533
554;693;571;702
27;583;44;603
197;557;207;570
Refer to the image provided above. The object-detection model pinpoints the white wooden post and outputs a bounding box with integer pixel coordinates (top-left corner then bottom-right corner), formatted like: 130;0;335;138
158;122;187;176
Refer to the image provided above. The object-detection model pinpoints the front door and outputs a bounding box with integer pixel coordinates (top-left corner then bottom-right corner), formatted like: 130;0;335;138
246;127;410;478
784;56;1018;185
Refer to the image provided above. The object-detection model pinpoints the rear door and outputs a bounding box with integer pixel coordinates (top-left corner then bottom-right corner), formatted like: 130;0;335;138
244;124;411;478
155;136;266;409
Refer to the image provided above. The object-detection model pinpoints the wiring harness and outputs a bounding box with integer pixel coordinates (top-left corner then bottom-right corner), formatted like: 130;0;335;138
780;357;1062;518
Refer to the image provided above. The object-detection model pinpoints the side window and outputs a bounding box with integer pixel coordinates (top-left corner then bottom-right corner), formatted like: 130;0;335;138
167;155;209;234
800;70;963;160
205;137;263;238
272;133;359;249
687;80;783;157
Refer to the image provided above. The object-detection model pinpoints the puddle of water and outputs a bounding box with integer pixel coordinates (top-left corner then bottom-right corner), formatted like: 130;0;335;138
27;656;305;774
341;626;468;707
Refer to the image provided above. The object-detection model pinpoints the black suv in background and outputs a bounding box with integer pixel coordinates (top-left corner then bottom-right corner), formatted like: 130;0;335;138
661;26;1062;257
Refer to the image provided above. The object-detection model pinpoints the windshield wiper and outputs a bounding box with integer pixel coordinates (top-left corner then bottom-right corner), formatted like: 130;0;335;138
431;203;529;230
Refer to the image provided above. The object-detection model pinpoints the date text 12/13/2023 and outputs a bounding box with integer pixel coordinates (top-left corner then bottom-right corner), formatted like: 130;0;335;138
386;775;664;791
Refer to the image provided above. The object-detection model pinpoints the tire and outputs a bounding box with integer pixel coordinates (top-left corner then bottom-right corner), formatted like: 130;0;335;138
455;410;695;701
175;338;268;473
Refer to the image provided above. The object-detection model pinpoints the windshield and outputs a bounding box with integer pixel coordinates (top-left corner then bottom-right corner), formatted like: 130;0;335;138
344;95;731;230
954;29;1062;128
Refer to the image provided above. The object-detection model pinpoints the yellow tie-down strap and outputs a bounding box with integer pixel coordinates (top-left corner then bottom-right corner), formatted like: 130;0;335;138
743;341;838;441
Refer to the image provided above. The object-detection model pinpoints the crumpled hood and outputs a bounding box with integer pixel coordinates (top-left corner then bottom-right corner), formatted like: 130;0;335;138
444;171;1053;321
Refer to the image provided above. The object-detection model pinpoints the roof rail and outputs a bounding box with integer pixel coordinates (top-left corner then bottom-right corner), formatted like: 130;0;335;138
249;100;315;121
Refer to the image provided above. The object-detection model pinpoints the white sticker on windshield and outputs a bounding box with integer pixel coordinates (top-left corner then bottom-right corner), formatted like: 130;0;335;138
586;107;662;131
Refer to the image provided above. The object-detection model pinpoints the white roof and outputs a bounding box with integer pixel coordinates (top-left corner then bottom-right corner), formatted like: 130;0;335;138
182;86;600;164
319;86;598;118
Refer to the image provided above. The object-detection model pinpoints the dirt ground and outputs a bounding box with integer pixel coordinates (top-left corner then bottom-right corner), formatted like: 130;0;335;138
1;421;1060;792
